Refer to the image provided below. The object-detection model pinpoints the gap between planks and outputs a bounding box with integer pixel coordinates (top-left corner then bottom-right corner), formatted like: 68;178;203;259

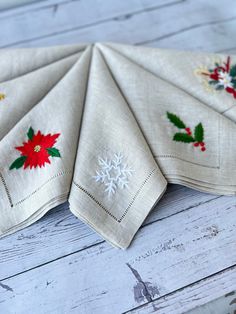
0;0;208;48
124;264;236;314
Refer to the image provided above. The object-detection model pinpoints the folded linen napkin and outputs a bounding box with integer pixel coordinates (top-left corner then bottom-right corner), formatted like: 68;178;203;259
1;42;236;248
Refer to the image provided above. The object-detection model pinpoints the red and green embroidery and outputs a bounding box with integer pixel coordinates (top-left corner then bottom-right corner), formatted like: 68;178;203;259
9;127;61;170
201;56;236;99
167;112;206;152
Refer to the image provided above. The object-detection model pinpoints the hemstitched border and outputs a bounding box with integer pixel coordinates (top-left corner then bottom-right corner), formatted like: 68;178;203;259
0;171;72;208
14;171;72;206
72;168;157;223
0;171;13;207
72;182;120;221
154;155;220;169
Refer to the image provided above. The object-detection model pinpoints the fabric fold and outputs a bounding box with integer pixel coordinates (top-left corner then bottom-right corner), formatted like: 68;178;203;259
1;42;236;249
0;45;92;237
0;52;82;140
69;45;167;248
96;43;236;195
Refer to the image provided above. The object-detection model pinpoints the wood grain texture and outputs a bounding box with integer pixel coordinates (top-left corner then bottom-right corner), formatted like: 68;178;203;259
0;185;219;279
0;0;235;313
0;0;177;47
0;0;235;54
0;193;235;313
125;266;236;314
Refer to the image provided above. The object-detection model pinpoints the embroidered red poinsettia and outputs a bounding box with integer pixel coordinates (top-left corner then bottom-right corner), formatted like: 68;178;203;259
201;56;236;99
167;112;206;152
9;127;61;170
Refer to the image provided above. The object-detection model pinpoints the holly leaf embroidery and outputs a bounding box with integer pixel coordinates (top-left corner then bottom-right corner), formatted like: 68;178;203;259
173;133;195;143
27;127;34;141
194;123;204;142
9;156;27;170
209;80;218;85
167;112;186;129
215;85;224;90
230;65;236;78
47;147;61;157
231;79;236;89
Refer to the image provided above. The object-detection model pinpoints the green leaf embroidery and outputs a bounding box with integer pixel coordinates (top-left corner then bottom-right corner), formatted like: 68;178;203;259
209;80;218;85
194;123;204;142
215;85;224;90
27;127;34;141
173;133;195;143
231;79;236;89
167;112;186;129
9;156;27;170
230;65;236;78
47;147;61;157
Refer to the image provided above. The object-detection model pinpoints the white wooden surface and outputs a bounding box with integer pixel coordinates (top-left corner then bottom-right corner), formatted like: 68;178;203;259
0;1;236;313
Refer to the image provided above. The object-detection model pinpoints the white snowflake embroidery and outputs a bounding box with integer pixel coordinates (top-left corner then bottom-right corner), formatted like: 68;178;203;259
93;152;134;197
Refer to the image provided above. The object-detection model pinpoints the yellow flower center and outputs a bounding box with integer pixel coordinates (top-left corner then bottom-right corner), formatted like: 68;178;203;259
0;93;5;101
34;145;41;152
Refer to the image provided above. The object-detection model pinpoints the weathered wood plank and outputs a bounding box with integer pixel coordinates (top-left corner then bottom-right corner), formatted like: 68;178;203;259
0;0;235;51
0;0;73;17
0;194;235;313
145;18;236;52
125;266;236;314
0;0;176;47
0;0;39;11
0;185;219;279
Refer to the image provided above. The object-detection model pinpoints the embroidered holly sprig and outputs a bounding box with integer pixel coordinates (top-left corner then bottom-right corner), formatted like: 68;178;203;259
9;127;61;170
167;112;206;152
201;56;236;99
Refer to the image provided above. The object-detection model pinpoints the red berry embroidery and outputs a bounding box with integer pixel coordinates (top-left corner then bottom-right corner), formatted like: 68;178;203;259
167;112;206;152
9;127;61;170
200;56;236;99
185;127;192;135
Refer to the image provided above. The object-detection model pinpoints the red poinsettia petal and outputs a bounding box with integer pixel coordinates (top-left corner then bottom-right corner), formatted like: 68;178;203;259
32;148;50;169
226;87;236;99
225;56;231;72
40;133;60;149
32;131;43;145
210;73;219;81
24;157;33;169
16;142;33;156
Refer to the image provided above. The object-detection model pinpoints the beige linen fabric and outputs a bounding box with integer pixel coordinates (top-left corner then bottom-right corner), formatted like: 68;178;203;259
0;42;236;248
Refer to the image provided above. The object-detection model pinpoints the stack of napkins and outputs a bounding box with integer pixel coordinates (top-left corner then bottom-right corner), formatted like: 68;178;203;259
1;43;236;249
